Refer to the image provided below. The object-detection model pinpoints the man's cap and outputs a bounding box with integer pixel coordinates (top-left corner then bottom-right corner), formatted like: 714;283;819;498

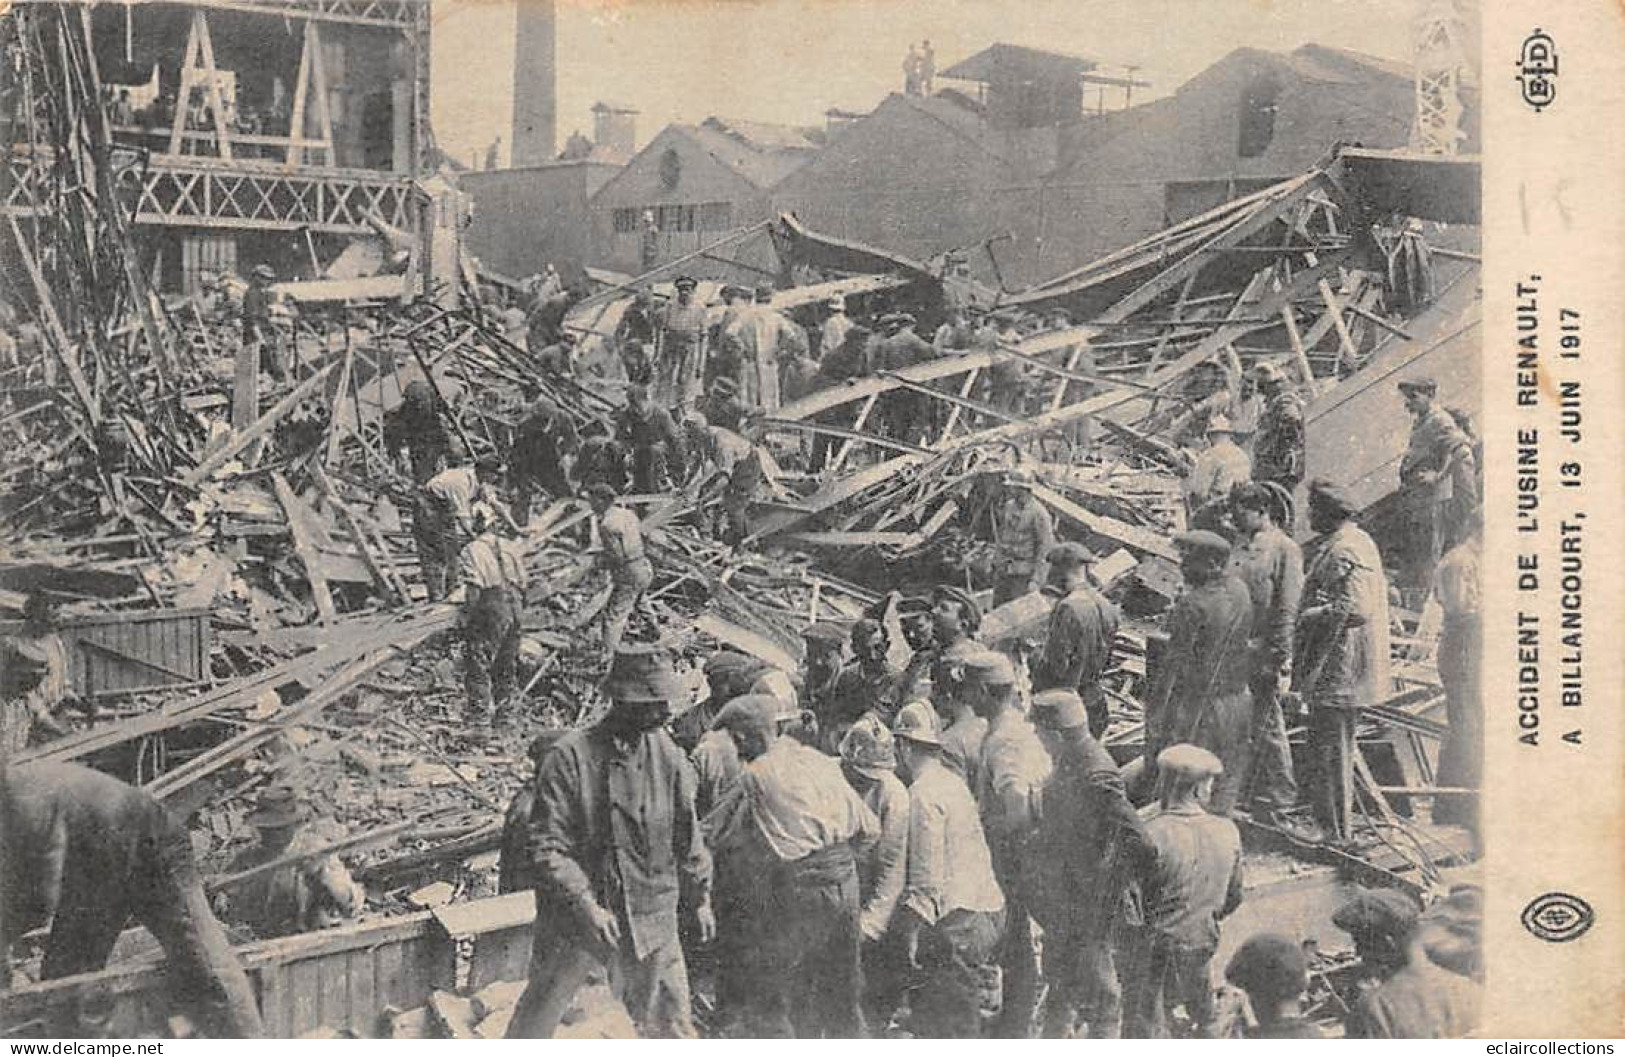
1307;478;1359;520
246;785;307;828
252;263;276;280
1173;529;1231;563
1046;541;1095;568
582;482;618;503
749;668;800;721
1206;413;1235;434
961;649;1016;687
839;713;898;776
1253;360;1287;383
1333;887;1422;946
849;617;886;647
931;584;982;629
896;594;933;616
712;693;784;738
445;434;470;463
1004;466;1037;489
527;730;565;763
1031;688;1090;731
602;646;682;703
704;650;755;678
1156;743;1224;780
721;284;748;299
709;375;739;397
1397;376;1438;397
673;275;697;290
754;284;776;302
827;296;846;311
1225;933;1308;999
892;700;943;746
802;622;848;650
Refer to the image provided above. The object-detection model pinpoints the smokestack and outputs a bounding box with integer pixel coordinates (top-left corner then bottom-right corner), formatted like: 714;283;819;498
510;0;557;166
591;101;638;161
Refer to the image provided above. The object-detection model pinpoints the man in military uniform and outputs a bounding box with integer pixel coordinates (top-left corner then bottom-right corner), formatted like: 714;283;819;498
1145;531;1255;815
506;648;713;1038
659;276;709;405
1249;361;1305;496
990;468;1056;607
1032;542;1119;738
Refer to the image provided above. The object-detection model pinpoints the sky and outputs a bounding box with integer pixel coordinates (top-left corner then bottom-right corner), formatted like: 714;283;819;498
431;0;1426;169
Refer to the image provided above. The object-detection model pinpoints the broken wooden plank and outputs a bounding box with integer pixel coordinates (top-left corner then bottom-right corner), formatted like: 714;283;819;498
1029;484;1178;562
181;362;337;486
273;472;338;624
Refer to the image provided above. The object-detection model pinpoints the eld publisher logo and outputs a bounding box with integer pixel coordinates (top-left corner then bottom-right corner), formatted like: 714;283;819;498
1521;891;1594;943
1516;29;1558;112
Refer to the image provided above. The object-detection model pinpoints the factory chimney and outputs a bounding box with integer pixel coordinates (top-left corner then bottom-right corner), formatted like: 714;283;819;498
510;0;557;166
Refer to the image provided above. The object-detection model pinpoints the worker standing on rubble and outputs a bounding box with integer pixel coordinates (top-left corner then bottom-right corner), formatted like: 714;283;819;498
1120;744;1244;1038
1145;531;1255;815
1;762;265;1037
574;420;630;495
1397;376;1478;584
585;483;653;657
415;441;497;601
800;623;848;748
456;502;526;726
874;313;937;444
966;651;1052;1039
889;701;1006;1039
383;378;453;485
507;646;713;1039
242;263;284;382
837;714;910;1026
726;285;804;412
1025;689;1147;1039
892;595;939;706
820;296;853;360
218;785;364;940
1183;415;1251;532
617;383;688;493
509;393;579;525
660;276;709;405
1249;362;1306;496
1294;480;1390;845
706;693;878;1037
1032;542;1119;739
1225;483;1304;827
989;468;1056;607
0;591;76;756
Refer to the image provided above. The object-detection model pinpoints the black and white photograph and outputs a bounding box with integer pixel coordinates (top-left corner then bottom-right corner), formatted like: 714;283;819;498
0;0;1616;1042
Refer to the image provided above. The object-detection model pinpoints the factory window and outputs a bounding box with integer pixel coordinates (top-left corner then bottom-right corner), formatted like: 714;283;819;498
657;203;696;233
698;201;734;231
1237;72;1281;158
612;207;639;234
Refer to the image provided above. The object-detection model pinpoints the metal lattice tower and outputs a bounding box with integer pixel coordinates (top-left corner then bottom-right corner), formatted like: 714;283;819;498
1412;0;1468;154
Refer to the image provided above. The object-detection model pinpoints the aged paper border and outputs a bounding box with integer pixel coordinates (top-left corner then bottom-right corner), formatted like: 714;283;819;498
1482;0;1625;1039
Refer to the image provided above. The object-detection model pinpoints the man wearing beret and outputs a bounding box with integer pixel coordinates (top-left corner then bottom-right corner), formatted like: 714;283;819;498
1026;690;1147;1038
508;647;713;1038
1146;531;1256;815
1294;480;1390;843
990;468;1057;608
706;694;877;1037
1120;745;1244;1038
1334;887;1480;1038
1033;541;1119;738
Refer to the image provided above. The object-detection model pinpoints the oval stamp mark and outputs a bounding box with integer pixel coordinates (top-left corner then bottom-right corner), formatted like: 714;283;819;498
1521;892;1595;942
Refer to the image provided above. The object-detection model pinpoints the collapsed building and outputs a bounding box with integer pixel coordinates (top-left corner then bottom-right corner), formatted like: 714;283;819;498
1;1;1481;1040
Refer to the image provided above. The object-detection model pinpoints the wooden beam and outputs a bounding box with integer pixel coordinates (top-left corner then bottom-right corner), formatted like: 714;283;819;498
286;21;314;166
307;21;335;165
1318;278;1361;371
194;10;234;160
168;13;203;157
1280;304;1315;385
273;472;338;624
181;362;336;486
1030;484;1178;562
7;218;99;426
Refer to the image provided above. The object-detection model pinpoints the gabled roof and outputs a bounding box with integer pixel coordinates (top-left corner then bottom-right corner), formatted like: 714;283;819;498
941;42;1098;84
684;122;819;189
701;116;823;153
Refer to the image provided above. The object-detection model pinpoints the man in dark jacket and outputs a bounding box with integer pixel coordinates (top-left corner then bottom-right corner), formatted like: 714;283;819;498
1223;932;1324;1037
383;378;453;485
1032;541;1119;738
1249;361;1304;495
1026;689;1148;1038
506;647;714;1038
1146;531;1255;815
1;762;264;1037
509;394;579;524
617;384;688;493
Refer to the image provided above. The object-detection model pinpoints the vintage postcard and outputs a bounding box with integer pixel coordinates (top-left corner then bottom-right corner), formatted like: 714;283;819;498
0;0;1619;1042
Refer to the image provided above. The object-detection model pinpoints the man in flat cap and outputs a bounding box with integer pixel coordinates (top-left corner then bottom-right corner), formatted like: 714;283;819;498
1334;887;1480;1038
1397;375;1478;588
966;650;1052;1037
508;647;713;1038
1226;482;1304;826
828;617;903;734
1250;361;1305;495
799;622;848;744
928;586;988;787
890;702;1006;1038
1026;690;1147;1038
1120;744;1244;1038
873;312;937;445
1145;531;1255;815
1183;414;1252;533
1295;480;1390;843
1033;541;1119;738
659;276;709;405
1223;933;1322;1037
706;694;877;1037
990;468;1057;608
